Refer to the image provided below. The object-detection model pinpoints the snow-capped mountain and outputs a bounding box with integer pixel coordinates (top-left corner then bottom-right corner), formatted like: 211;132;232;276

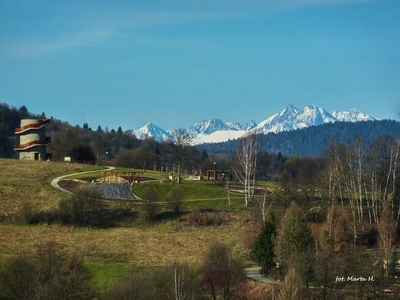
188;119;257;136
332;108;376;122
253;104;337;134
132;123;173;141
131;104;377;144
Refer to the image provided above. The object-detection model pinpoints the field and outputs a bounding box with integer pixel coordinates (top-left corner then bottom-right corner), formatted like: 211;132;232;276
0;159;252;291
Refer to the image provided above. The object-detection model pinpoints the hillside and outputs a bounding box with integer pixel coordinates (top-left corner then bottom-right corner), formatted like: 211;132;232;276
2;103;399;161
201;120;400;156
0;159;246;289
0;159;98;219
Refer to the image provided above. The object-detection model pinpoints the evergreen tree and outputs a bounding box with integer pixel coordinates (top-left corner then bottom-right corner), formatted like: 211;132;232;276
276;202;315;284
252;212;277;276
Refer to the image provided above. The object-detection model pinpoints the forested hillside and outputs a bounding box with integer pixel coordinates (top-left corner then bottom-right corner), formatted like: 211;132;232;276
2;102;400;175
201;120;400;156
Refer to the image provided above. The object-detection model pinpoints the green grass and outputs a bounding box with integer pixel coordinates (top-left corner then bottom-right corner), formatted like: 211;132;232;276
0;159;262;293
0;159;103;218
87;261;132;292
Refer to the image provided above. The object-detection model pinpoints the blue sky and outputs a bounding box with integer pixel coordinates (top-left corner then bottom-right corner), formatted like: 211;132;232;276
1;0;399;130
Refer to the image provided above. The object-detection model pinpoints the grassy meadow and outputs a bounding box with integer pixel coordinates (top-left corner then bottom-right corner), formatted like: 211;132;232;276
0;159;252;291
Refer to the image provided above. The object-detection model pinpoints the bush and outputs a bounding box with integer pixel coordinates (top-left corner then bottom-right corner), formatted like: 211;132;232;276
20;202;36;224
0;241;94;300
108;262;200;300
201;242;246;300
141;187;160;221
57;185;112;227
107;273;152;300
185;209;225;226
165;186;185;216
0;255;37;299
231;242;251;263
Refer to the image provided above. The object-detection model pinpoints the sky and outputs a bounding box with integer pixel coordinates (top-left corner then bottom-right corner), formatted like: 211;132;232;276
1;0;399;131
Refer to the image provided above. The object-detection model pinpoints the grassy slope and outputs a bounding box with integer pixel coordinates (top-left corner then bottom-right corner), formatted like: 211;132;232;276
0;159;101;219
0;159;249;289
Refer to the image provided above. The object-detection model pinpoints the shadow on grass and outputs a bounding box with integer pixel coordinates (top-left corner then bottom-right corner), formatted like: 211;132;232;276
28;207;140;228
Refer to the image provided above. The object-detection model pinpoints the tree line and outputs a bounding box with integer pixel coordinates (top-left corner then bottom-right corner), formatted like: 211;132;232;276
245;133;400;298
0;103;286;180
201;119;400;156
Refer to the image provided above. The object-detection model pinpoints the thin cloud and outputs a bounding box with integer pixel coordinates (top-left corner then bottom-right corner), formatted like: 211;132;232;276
1;9;239;58
0;0;382;58
2;30;115;58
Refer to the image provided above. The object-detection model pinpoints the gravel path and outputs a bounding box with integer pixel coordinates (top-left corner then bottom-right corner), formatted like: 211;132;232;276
245;266;279;284
50;166;116;194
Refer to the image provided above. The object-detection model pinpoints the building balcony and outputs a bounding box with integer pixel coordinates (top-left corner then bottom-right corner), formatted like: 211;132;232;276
14;137;51;151
15;119;50;134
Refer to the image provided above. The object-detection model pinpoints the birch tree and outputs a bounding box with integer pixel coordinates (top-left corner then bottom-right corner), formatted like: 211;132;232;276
233;133;259;207
377;203;395;282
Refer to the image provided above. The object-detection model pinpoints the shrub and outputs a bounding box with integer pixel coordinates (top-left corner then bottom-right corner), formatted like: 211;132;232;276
165;186;185;216
141;187;160;221
107;273;152;300
200;242;246;300
0;255;37;299
57;185;112;227
0;241;94;300
185;209;224;226
231;242;251;263
20;202;36;224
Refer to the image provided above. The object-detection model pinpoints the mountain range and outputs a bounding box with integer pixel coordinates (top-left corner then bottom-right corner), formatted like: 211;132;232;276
130;104;377;144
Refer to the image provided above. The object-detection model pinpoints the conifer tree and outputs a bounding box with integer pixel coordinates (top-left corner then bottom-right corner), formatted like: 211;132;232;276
252;212;277;276
276;202;314;284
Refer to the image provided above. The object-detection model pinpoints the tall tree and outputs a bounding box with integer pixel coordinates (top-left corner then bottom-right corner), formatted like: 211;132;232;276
378;203;396;282
276;202;314;285
233;133;259;207
166;128;192;184
252;212;277;276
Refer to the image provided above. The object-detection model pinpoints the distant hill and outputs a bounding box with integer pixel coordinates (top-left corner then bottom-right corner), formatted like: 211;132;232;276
199;120;400;157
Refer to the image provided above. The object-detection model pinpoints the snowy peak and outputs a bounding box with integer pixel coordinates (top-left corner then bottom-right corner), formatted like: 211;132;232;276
188;119;228;135
188;118;256;136
131;104;377;144
332;108;377;122
256;105;345;134
133;123;173;141
279;103;300;117
296;105;335;127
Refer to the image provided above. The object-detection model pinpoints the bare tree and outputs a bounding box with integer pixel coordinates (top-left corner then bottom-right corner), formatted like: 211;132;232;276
233;133;259;207
201;242;246;300
167;129;193;184
151;262;200;300
378;203;396;282
256;188;274;222
278;266;306;300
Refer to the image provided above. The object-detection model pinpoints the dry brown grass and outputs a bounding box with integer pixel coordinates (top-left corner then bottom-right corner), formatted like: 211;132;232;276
0;159;247;268
0;220;243;267
0;159;97;220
